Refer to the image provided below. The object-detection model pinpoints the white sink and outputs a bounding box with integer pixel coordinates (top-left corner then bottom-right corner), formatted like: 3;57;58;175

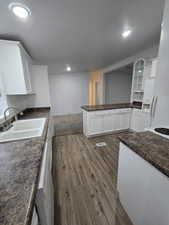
12;118;46;131
0;118;46;143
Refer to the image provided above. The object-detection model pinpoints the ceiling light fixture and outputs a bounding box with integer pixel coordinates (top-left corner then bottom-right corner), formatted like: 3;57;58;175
122;29;132;38
8;3;31;19
66;65;71;72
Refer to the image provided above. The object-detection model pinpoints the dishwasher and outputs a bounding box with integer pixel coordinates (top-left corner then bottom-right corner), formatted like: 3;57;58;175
36;139;54;225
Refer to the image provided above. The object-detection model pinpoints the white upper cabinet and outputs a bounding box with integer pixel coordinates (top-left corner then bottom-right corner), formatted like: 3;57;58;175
131;58;158;104
131;59;145;103
0;40;32;95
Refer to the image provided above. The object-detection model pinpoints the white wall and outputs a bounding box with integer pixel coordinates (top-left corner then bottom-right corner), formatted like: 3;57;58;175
105;71;132;104
0;96;7;116
6;95;31;111
103;44;159;73
0;94;32;123
49;73;89;115
0;72;31;118
29;65;51;108
0;65;51;123
101;44;159;104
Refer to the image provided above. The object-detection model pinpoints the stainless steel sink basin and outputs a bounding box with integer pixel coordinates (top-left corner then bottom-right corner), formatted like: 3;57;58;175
0;118;46;143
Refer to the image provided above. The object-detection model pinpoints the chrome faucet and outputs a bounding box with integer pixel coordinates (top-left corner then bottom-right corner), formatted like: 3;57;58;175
4;107;19;122
3;107;20;131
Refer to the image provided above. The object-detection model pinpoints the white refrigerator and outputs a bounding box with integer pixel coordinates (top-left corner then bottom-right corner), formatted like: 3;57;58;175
149;0;169;127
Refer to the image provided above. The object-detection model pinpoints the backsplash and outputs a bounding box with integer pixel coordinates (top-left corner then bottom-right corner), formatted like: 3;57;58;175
0;107;50;132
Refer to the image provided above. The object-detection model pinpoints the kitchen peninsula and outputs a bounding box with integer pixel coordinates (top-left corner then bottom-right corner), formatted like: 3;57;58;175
82;102;146;137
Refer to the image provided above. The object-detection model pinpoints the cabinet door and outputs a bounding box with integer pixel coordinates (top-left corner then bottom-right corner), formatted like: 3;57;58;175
103;112;113;133
118;143;169;225
20;48;32;93
130;110;150;131
150;58;158;78
0;42;33;94
119;113;130;130
36;141;54;225
130;111;139;131
142;62;152;89
118;143;147;225
0;44;27;94
112;112;120;131
143;78;155;104
88;113;104;135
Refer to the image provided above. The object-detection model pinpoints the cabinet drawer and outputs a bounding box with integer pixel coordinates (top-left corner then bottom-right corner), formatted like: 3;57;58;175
95;110;108;116
117;108;131;113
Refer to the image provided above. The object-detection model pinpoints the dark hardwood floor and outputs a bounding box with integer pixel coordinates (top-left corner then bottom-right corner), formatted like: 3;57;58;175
52;131;133;225
53;114;83;136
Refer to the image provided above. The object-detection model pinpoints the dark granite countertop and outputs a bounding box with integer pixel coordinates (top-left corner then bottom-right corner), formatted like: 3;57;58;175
119;131;169;178
81;103;142;112
19;107;50;120
0;108;50;225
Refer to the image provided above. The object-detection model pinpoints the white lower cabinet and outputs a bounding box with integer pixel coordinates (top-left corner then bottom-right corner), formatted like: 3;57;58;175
118;143;169;225
88;113;104;135
83;108;150;137
130;109;150;131
119;111;131;130
36;140;54;225
83;109;131;137
31;207;38;225
103;111;114;133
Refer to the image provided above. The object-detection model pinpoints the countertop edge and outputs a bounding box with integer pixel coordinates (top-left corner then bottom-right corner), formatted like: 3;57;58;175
25;118;49;225
0;109;51;225
81;103;142;112
118;132;169;178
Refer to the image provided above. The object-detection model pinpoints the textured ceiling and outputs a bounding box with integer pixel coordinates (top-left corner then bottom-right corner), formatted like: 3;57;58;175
0;0;164;72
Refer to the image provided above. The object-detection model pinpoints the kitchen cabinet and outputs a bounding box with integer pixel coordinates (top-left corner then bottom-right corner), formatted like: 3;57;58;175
142;78;155;105
83;107;151;136
31;207;38;225
36;140;54;225
36;118;54;225
118;109;131;130
150;58;158;78
83;109;131;137
88;112;104;135
131;58;157;104
118;143;169;225
130;108;149;131
103;111;114;133
131;59;145;103
0;40;33;95
142;58;157;105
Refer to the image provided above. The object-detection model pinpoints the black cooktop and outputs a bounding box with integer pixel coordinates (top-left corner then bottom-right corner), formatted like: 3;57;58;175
154;128;169;135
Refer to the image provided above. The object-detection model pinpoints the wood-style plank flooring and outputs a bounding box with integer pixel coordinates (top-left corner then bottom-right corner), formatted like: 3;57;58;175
52;131;134;225
53;114;83;136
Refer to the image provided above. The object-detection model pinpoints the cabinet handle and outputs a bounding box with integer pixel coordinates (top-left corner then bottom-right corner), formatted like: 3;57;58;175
152;97;158;118
150;96;155;117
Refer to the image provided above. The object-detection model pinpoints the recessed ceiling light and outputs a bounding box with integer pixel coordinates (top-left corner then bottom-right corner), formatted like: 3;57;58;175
8;3;31;19
122;29;132;38
66;65;71;72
